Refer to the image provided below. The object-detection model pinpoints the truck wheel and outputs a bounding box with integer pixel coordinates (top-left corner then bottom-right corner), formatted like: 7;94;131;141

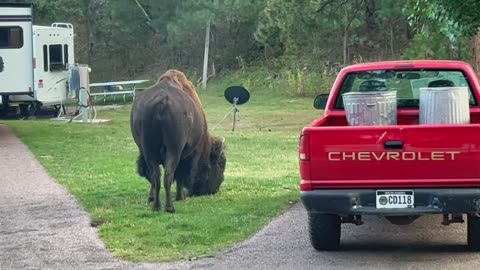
468;214;480;251
308;212;341;251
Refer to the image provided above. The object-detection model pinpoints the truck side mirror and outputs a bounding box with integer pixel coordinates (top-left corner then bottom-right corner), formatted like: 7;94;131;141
313;94;329;110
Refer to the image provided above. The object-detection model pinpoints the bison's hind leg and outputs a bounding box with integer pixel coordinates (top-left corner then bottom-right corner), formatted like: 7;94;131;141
146;161;162;211
164;168;176;213
136;153;149;178
164;156;181;213
137;153;157;204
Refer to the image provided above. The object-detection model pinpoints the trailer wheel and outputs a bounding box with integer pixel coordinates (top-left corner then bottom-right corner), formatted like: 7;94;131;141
20;101;41;119
308;212;341;251
0;95;9;117
468;214;480;251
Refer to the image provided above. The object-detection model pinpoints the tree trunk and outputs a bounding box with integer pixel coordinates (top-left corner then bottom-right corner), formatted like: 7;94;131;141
83;0;91;64
390;25;394;58
202;20;211;91
343;29;348;65
365;0;377;30
405;22;414;40
471;29;480;75
343;9;348;66
365;0;378;45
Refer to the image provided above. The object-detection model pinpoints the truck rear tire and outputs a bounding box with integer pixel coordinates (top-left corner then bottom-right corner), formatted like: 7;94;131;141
308;212;341;251
468;214;480;251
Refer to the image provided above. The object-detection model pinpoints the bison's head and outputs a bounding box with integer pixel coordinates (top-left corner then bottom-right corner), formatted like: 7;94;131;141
190;137;226;196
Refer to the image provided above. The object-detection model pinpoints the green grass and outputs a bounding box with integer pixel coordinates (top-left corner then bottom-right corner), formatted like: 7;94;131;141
2;71;321;262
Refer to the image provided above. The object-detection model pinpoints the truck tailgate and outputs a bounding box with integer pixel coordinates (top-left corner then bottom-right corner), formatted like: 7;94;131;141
304;124;480;182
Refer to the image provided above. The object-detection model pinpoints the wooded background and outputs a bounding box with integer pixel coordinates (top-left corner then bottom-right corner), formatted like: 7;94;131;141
8;0;480;83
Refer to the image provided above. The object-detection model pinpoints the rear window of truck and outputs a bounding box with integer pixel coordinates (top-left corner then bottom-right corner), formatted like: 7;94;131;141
0;26;23;49
334;69;477;109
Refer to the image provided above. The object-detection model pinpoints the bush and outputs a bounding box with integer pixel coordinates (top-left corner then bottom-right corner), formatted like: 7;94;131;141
284;68;336;97
206;61;336;98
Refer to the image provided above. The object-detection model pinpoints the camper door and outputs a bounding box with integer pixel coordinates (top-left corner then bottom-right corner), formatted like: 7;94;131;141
0;3;33;95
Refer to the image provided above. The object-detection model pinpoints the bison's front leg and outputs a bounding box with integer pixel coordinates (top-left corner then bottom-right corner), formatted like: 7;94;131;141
176;181;185;201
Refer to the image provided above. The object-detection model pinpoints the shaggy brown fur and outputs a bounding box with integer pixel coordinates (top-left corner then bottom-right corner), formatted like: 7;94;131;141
131;82;226;213
155;69;204;115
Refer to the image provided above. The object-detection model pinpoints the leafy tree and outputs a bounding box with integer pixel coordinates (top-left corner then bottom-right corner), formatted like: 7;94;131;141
6;0;434;81
255;0;410;70
406;0;480;37
403;0;476;66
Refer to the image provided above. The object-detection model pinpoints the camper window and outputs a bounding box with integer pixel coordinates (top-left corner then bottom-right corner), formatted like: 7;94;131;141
0;26;23;49
49;44;64;71
43;45;48;71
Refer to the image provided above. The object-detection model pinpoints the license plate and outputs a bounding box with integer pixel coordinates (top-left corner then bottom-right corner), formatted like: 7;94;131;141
376;190;414;209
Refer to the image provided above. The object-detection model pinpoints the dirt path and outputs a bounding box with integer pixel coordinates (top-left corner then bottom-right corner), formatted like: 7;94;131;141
0;124;190;270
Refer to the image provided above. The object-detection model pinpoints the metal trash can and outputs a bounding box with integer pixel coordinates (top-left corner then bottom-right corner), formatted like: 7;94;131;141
342;91;397;126
419;86;470;125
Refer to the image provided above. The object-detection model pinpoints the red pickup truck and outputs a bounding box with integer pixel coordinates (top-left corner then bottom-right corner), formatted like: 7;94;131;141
299;60;480;251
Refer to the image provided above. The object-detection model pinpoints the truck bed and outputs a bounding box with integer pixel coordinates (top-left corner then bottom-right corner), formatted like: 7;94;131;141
313;108;480;126
300;109;480;190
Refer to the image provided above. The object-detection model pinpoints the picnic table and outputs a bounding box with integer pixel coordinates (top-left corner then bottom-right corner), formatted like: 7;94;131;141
89;79;149;103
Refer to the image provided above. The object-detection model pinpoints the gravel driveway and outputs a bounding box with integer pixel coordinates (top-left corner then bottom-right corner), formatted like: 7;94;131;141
2;123;480;270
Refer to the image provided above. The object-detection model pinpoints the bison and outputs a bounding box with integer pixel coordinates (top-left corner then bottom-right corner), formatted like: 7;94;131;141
130;69;226;212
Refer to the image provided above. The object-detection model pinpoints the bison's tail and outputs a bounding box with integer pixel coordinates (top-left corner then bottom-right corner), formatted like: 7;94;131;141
137;153;149;178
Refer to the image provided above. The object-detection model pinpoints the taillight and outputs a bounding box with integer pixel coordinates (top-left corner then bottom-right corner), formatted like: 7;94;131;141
299;134;310;161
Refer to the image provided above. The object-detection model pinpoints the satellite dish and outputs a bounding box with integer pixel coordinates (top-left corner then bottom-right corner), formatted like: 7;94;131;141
224;86;250;105
214;86;252;132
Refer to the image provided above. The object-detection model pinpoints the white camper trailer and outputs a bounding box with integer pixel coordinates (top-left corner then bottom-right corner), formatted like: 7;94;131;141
0;3;81;117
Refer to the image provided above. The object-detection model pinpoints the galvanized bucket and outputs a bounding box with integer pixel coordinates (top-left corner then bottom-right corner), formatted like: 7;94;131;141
342;91;397;126
419;86;470;125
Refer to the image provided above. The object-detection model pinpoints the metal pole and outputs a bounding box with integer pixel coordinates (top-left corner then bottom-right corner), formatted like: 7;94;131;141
202;20;210;91
232;97;239;132
232;107;237;132
79;87;89;123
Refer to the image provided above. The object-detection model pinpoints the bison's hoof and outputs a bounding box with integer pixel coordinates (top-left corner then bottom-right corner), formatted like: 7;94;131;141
152;204;161;211
166;206;176;213
148;197;154;203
